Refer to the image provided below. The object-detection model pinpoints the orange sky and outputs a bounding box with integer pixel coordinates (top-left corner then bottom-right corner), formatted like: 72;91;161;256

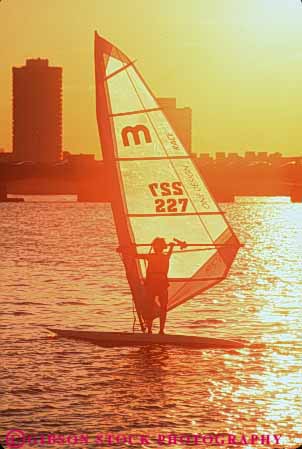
1;0;302;157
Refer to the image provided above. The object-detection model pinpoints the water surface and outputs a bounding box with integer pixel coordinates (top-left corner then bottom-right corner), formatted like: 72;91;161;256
1;197;302;448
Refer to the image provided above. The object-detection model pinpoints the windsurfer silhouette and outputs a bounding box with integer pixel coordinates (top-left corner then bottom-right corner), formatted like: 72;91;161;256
137;238;175;334
117;238;187;334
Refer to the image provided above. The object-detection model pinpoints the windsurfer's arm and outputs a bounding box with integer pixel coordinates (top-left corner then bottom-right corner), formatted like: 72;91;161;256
166;239;187;257
166;242;176;257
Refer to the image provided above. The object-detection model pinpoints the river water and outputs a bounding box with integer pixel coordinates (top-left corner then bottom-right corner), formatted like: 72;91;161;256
1;196;302;449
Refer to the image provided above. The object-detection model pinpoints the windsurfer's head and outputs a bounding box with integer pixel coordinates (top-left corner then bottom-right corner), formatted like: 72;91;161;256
151;237;167;253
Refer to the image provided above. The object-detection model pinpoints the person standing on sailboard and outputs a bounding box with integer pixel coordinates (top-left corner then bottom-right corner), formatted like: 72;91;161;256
117;238;186;334
136;237;175;335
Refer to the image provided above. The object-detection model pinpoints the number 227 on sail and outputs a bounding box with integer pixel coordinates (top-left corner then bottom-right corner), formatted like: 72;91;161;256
148;181;189;213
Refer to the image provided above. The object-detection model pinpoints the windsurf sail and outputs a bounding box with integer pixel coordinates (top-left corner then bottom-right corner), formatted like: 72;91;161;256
94;33;241;330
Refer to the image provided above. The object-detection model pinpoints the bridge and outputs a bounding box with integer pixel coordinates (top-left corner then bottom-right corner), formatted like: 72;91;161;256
0;160;301;202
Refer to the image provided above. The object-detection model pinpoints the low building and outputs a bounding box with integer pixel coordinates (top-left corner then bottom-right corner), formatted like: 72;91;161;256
216;152;226;160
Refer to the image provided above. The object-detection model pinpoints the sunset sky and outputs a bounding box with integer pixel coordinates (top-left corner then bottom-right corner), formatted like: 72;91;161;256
1;0;302;157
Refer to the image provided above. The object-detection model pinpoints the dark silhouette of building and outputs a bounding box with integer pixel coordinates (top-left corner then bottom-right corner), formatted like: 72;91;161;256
157;98;192;152
216;152;226;160
13;58;62;163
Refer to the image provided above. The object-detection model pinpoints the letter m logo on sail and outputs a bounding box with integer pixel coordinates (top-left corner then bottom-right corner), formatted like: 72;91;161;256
121;125;152;147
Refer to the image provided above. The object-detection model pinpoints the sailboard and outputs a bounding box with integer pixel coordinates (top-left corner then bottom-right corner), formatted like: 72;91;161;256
93;32;241;334
47;329;245;350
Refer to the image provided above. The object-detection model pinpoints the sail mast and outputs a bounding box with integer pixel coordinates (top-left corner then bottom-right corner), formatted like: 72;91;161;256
94;32;145;332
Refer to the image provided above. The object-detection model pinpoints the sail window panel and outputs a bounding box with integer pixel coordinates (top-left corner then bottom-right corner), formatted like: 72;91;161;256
169;249;216;279
126;66;158;110
168;278;218;308
202;215;228;242
147;110;188;157
168;252;226;307
120;159;198;215
106;56;125;77
108;71;142;114
114;113;167;159
173;159;219;213
129;214;212;248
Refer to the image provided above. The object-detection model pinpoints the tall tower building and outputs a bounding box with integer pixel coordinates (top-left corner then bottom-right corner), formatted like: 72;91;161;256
157;98;192;152
13;58;62;162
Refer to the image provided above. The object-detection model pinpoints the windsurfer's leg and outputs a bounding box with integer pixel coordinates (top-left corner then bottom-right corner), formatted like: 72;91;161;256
147;314;154;334
159;290;168;334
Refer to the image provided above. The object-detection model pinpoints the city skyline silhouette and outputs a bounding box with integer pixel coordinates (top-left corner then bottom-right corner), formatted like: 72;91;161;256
1;1;302;156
